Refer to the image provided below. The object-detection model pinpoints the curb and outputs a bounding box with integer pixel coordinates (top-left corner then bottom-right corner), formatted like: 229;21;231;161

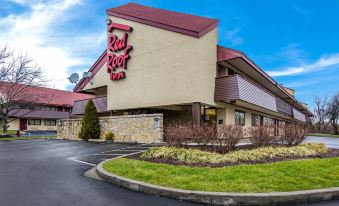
96;160;339;205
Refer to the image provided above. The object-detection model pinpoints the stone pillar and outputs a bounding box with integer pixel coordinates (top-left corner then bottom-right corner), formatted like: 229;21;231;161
192;102;201;126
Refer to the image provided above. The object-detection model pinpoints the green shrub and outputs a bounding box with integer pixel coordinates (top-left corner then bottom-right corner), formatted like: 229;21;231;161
141;143;328;164
78;99;100;141
104;131;114;141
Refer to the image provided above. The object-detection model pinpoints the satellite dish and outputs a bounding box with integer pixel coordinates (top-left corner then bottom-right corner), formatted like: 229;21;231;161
68;73;79;84
83;72;93;78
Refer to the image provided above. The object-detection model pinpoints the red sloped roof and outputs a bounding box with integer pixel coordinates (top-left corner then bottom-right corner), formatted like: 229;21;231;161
0;81;94;107
107;3;218;38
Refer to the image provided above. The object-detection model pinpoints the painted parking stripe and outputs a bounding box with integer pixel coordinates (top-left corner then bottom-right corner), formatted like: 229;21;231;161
67;157;96;166
67;144;150;166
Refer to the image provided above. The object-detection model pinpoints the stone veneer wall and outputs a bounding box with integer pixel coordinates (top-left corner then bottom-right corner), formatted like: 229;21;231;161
57;114;163;143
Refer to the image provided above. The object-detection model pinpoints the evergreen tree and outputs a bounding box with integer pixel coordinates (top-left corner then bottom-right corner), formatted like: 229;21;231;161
79;99;100;141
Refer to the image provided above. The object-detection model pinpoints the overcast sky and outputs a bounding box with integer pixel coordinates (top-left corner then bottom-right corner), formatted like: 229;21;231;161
1;0;338;108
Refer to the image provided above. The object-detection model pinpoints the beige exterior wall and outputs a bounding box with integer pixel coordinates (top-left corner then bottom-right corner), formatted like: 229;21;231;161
2;118;20;131
27;119;57;131
84;16;218;111
217;103;287;129
1;118;58;131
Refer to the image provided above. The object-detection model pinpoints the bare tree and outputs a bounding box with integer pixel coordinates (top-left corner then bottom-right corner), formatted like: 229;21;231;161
312;96;329;132
326;93;339;134
0;46;46;135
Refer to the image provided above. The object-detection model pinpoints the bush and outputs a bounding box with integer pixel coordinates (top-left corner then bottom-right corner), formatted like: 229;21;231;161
281;123;310;146
104;131;114;142
193;123;217;148
216;124;243;151
141;143;328;164
164;123;217;147
248;125;277;147
78;99;100;141
164;123;192;146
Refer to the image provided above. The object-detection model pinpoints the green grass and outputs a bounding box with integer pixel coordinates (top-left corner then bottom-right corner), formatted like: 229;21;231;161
0;136;56;141
308;133;339;138
103;157;339;193
0;130;17;135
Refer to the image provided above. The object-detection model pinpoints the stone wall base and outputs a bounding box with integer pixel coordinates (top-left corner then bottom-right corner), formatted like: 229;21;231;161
57;114;163;143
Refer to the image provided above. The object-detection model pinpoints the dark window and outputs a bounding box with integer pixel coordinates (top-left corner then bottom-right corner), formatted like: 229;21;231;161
228;69;235;75
28;119;41;125
64;107;71;112
44;120;56;126
217;66;227;77
235;110;245;126
251;114;260;126
57;107;63;111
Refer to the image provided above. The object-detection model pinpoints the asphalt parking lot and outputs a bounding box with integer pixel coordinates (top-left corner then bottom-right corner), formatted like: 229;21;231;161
0;138;338;206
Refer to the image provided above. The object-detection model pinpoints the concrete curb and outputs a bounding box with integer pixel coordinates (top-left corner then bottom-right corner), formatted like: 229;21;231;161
96;160;339;205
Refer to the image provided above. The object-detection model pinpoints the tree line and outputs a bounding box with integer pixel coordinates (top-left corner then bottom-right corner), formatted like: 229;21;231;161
312;93;339;135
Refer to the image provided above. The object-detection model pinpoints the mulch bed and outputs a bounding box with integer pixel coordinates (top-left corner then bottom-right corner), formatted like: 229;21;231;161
127;149;339;168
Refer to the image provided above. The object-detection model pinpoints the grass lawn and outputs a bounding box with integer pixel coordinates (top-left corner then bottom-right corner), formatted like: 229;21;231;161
103;157;339;193
0;130;17;135
308;133;339;138
0;136;56;141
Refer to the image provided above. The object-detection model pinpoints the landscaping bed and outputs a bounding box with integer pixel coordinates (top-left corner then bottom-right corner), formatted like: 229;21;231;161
129;143;338;167
102;157;339;192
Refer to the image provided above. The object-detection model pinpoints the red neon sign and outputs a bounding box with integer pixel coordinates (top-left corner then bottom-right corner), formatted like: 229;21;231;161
107;22;133;81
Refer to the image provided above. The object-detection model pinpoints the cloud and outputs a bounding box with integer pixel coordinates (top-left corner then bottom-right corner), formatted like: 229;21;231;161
267;53;339;77
0;0;106;90
223;28;244;46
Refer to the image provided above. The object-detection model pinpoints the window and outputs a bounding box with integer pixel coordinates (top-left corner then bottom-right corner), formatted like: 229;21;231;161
44;120;56;126
217;66;227;77
228;68;235;75
251;114;261;126
28;119;41;125
200;105;216;124
235;110;245;126
263;117;275;126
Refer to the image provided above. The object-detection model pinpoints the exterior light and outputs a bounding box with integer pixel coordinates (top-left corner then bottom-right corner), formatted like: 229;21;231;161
106;19;112;25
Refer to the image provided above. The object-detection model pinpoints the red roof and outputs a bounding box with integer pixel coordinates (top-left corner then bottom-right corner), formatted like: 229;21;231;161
0;82;94;107
107;3;218;38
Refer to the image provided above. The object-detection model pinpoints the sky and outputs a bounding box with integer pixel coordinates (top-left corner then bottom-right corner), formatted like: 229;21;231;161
1;0;338;109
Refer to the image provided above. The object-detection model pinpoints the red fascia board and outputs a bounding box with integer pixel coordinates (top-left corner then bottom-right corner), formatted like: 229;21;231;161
74;51;107;93
106;10;218;38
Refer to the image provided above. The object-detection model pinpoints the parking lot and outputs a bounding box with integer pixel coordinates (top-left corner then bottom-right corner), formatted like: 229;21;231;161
0;138;338;206
0;139;196;206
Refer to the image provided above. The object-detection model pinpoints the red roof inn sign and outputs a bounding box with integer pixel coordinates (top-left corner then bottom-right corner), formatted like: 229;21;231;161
107;21;133;81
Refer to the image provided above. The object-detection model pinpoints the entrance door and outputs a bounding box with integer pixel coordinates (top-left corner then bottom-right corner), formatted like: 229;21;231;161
20;119;27;131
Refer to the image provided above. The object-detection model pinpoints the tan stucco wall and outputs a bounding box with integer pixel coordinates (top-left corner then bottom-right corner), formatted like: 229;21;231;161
27;120;57;131
84;16;218;111
3;119;20;131
217;103;286;129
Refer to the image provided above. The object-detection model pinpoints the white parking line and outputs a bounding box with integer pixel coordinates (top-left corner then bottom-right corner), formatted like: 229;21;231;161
67;157;96;166
67;144;150;166
98;143;148;154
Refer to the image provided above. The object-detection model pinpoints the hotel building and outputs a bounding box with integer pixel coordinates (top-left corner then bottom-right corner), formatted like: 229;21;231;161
0;82;93;131
73;3;312;130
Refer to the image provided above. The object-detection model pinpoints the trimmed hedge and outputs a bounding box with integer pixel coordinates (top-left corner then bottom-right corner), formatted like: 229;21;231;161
141;143;329;164
78;99;100;141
